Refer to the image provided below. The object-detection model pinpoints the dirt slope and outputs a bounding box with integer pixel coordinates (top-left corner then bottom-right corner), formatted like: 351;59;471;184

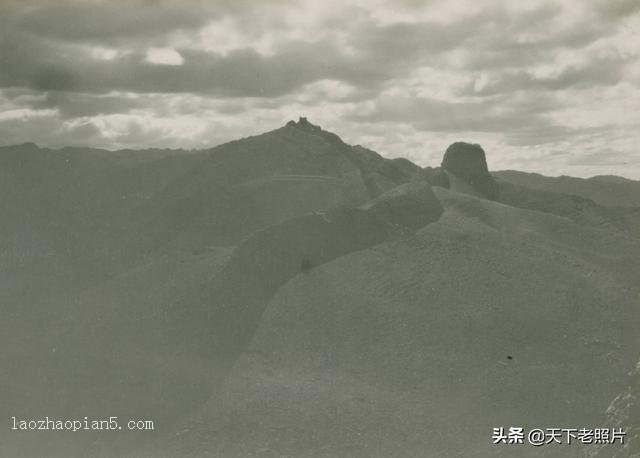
143;188;640;458
0;120;424;457
3;124;640;458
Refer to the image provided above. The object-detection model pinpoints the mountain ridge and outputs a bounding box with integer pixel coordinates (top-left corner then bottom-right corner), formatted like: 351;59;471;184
1;119;639;457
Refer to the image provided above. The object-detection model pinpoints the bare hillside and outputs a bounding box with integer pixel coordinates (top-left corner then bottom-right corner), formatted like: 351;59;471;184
1;121;639;458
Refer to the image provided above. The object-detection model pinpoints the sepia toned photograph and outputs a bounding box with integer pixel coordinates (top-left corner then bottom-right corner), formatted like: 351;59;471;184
1;0;639;456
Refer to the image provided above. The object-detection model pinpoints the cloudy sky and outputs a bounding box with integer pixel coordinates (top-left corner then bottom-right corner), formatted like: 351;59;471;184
1;0;639;178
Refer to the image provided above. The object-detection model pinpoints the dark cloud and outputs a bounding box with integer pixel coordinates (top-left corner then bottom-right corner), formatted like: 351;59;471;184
0;0;272;45
4;2;210;44
40;92;145;118
471;55;628;96
459;23;613;72
0;0;624;99
593;0;640;20
0;0;637;177
347;91;568;145
353;18;473;58
0;35;424;98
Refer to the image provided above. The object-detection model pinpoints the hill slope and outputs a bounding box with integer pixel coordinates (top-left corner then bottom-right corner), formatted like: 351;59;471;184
0;119;424;457
1;122;639;458
141;188;640;458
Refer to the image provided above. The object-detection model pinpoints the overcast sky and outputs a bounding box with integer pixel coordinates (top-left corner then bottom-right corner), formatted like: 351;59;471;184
1;0;639;178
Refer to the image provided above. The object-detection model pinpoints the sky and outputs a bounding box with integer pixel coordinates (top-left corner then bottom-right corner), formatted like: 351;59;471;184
0;0;639;178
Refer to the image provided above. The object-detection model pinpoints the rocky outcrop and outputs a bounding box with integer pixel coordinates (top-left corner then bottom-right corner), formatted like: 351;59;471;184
441;142;499;200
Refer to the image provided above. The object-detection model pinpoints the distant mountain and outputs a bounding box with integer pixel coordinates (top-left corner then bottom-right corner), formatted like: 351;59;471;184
494;170;640;208
1;120;639;458
590;175;638;185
